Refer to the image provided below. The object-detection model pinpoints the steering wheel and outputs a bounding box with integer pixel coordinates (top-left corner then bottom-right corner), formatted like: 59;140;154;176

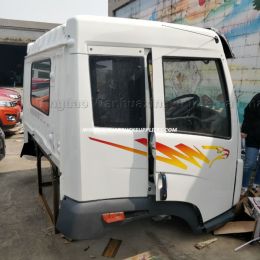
165;94;200;117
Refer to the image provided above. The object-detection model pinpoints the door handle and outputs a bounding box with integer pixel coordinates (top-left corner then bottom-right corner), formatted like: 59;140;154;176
160;173;167;200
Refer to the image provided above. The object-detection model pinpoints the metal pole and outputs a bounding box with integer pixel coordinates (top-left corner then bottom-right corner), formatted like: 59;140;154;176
52;165;60;232
36;146;43;195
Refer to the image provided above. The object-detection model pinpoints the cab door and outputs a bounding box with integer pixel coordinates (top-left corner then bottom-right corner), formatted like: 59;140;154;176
151;47;239;222
82;46;150;201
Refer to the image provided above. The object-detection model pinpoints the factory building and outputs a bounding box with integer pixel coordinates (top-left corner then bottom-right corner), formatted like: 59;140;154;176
0;18;58;87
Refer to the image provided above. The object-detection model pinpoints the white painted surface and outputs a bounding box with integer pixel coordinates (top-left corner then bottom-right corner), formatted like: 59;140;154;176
23;16;242;222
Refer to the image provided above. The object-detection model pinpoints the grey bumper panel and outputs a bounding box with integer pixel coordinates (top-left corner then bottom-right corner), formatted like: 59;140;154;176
203;208;235;232
56;196;204;240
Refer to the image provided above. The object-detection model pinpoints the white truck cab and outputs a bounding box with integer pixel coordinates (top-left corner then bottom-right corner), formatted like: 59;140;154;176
21;16;243;240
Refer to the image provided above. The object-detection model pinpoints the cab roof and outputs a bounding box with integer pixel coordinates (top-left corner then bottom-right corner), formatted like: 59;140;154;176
27;15;222;56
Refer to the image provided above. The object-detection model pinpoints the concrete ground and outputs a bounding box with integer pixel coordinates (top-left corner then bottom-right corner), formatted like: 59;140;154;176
0;133;260;260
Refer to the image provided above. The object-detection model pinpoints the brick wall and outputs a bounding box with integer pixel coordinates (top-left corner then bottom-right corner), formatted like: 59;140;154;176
114;0;260;121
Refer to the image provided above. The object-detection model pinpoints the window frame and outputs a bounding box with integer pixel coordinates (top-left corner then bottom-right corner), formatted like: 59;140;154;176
30;59;51;116
162;56;232;140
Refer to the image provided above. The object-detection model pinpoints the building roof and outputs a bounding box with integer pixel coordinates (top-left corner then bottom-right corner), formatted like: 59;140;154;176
0;18;60;45
0;18;59;32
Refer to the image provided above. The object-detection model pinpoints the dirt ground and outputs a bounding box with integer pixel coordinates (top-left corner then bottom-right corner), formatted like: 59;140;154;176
0;133;260;260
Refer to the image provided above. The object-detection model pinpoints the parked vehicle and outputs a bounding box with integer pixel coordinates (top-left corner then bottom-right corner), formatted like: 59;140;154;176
21;16;242;240
0;96;21;130
0;127;5;160
0;87;22;109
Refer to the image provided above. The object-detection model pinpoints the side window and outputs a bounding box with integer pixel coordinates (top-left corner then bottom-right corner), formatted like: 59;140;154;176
31;59;51;115
163;58;231;139
89;56;146;128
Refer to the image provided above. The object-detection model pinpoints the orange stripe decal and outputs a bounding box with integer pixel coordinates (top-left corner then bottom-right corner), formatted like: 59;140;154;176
89;137;147;156
89;137;230;170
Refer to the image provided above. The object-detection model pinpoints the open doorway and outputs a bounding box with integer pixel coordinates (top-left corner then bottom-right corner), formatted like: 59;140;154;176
0;44;27;87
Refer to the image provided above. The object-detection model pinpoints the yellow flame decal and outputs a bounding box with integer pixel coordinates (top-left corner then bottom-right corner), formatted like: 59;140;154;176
202;146;230;167
89;137;230;170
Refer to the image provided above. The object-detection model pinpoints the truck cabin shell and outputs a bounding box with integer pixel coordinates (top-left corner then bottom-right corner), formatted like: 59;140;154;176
21;16;242;240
